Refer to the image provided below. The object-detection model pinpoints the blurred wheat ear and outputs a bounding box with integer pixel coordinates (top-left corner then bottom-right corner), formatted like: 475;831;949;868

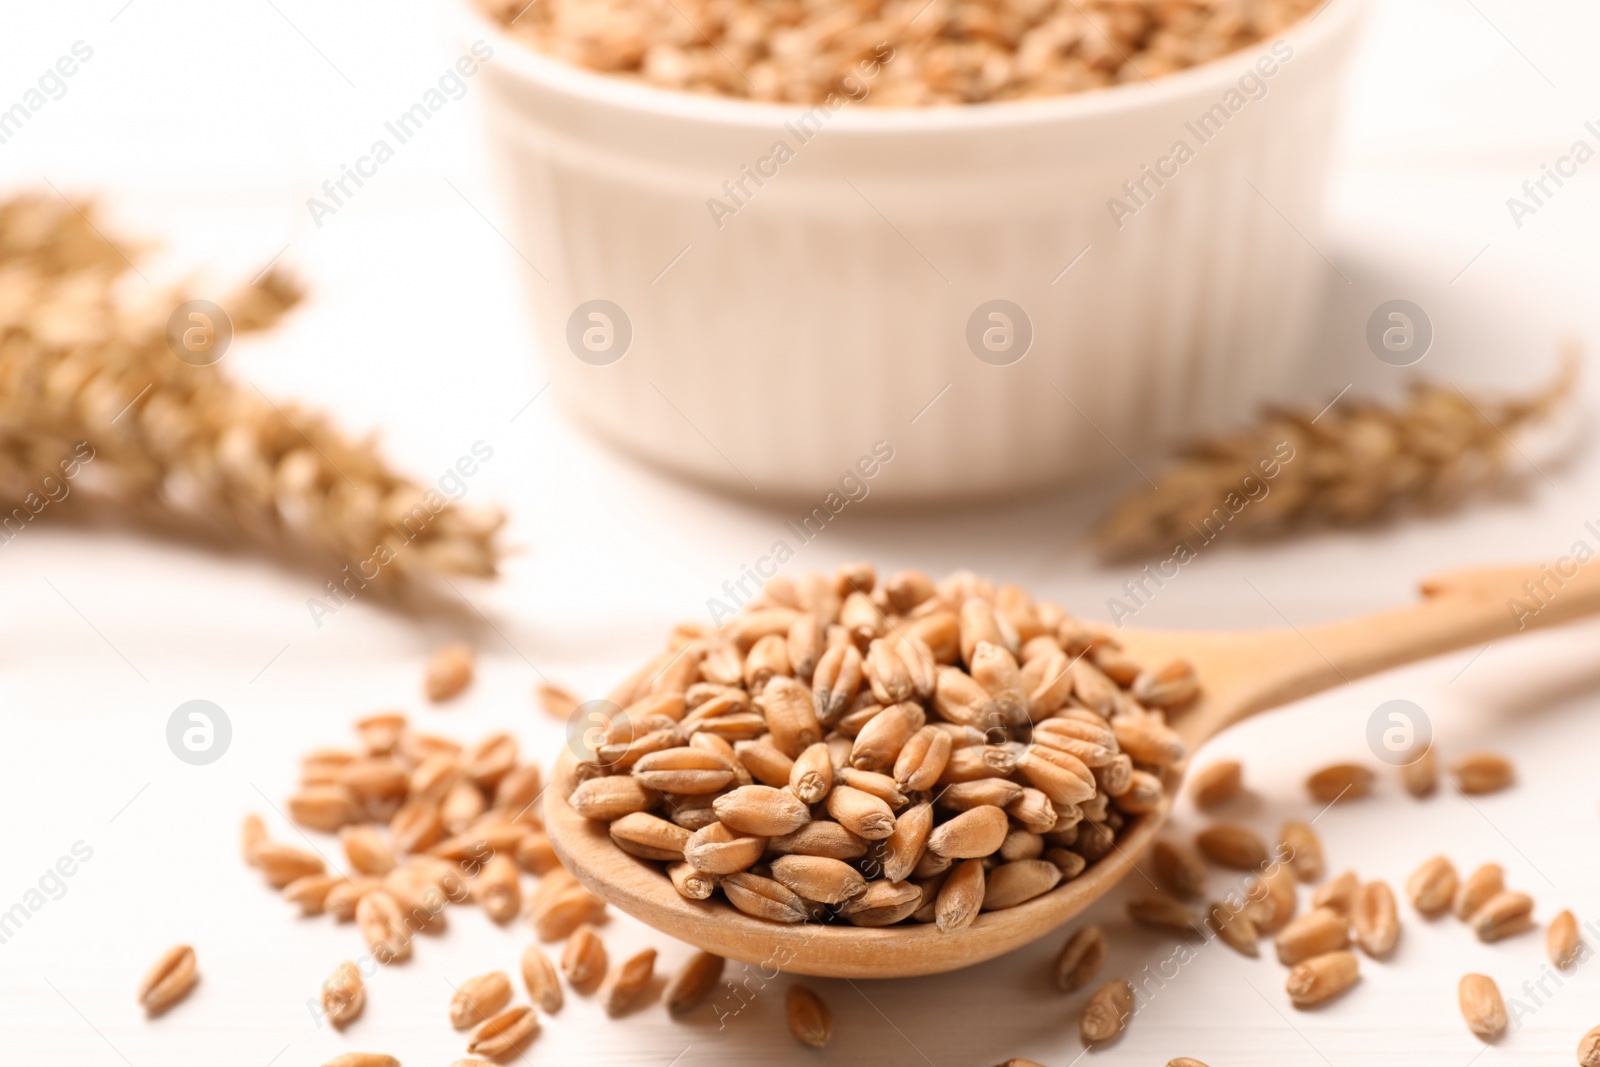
1095;349;1580;560
0;192;506;592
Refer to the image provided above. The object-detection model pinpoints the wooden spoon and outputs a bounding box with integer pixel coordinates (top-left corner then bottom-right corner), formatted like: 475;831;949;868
545;563;1600;978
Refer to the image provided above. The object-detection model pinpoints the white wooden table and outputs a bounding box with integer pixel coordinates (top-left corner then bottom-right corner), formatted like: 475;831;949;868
5;0;1600;1063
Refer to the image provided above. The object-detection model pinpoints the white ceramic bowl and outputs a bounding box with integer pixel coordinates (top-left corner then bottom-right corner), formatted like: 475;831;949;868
463;1;1369;501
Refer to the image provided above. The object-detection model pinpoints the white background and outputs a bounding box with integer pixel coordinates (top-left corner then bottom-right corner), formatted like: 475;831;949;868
5;0;1600;1064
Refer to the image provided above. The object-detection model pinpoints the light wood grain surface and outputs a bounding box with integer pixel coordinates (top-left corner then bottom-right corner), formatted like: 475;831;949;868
6;0;1600;1063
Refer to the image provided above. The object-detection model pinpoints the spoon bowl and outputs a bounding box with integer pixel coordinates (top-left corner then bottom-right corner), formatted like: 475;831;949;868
545;563;1600;978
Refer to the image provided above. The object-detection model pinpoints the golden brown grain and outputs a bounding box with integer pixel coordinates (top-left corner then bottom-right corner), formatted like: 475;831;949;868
356;891;412;964
1080;979;1134;1044
1455;863;1505;921
1401;748;1437;797
325;877;379;922
1459;973;1507;1040
665;951;726;1015
1550;909;1582;969
1406;856;1458;918
450;971;513;1030
536;682;580;720
341;825;397;876
321;960;365;1028
569;771;656;825
600;948;658;1016
722;872;810;923
561;924;607;988
786;985;832;1048
683;821;766;875
1196;758;1241;809
257;842;328;888
1579;1024;1600;1066
1305;763;1374;803
608;812;692;862
532;885;606;941
929;805;1010;859
1451;753;1515;795
983;860;1062;910
1353;881;1400;957
520;944;563;1013
308;870;371;915
1313;870;1359;915
514;831;559;875
241;813;268;865
1279;820;1323;883
1472;890;1535;942
838;880;922;926
1195;824;1269;870
1244;865;1298;934
825;785;897;841
1286;950;1359;1007
467;1005;539;1059
1275;907;1350;966
1127;894;1201;935
425;642;475;702
714;785;812;837
1053;925;1108;991
138;945;198;1015
1207;900;1260;957
936;858;986;933
770;854;869;905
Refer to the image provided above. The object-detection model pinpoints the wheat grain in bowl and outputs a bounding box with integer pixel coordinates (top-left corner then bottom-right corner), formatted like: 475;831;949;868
480;0;1325;106
559;564;1196;930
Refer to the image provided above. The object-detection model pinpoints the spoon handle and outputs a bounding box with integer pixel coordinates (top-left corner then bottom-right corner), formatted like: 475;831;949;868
1196;561;1600;739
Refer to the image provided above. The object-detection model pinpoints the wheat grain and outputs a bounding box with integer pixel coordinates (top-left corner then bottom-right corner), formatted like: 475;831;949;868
1550;910;1582;969
600;948;658;1016
1195;824;1268;870
450;972;513;1030
1353;881;1400;957
321;961;365;1028
1279;820;1323;883
138;945;198;1015
520;944;563;1013
1189;760;1242;809
1127;894;1201;935
1080;979;1134;1044
1401;749;1438;797
1286;950;1359;1008
785;985;833;1047
1455;863;1505;921
467;1005;538;1059
1451;753;1515;795
426;643;475;702
1053;926;1108;992
665;951;725;1015
1472;890;1535;942
1406;856;1458;918
1276;907;1350;966
1459;973;1507;1040
1305;763;1374;803
1207;900;1259;957
1579;1024;1600;1066
561;924;607;988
